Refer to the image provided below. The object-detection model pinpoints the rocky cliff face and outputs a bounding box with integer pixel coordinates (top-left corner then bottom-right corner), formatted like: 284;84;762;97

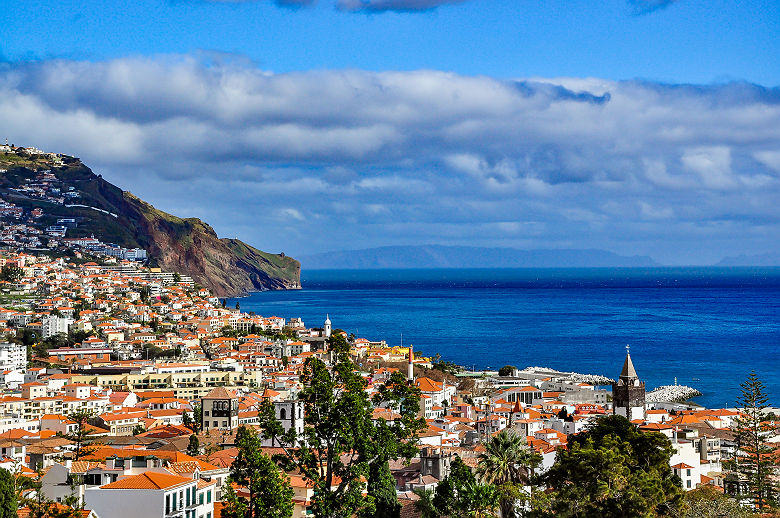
0;156;300;296
123;192;301;296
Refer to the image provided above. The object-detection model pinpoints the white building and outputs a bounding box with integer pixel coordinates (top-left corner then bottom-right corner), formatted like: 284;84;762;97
261;400;304;447
84;471;215;518
0;342;26;371
41;316;74;339
0;369;25;389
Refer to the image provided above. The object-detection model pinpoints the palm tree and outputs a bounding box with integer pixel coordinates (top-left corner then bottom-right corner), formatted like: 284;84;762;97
477;430;542;518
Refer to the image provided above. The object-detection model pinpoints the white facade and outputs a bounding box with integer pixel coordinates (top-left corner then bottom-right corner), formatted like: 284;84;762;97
0;342;26;371
614;402;646;422
0;369;25;389
41;316;74;339
84;474;214;518
262;400;304;447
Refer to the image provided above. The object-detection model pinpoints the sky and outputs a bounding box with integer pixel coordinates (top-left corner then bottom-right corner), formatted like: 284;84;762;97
2;0;780;264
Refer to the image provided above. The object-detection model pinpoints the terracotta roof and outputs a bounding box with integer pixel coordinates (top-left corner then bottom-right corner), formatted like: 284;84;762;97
100;471;193;490
203;387;236;399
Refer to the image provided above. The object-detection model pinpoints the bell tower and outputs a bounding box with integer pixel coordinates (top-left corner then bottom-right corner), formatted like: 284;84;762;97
323;314;332;338
612;345;646;421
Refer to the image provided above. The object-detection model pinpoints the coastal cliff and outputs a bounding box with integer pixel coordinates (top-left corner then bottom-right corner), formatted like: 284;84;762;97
0;152;300;296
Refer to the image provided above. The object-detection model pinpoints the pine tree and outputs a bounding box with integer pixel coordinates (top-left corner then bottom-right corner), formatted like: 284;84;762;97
728;371;777;511
258;334;426;518
226;426;294;518
186;434;200;456
63;410;95;460
366;460;400;518
0;469;17;518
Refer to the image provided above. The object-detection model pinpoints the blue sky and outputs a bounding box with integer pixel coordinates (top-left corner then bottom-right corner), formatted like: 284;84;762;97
2;0;780;264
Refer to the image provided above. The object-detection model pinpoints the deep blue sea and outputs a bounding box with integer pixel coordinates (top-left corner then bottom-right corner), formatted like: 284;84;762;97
227;268;780;409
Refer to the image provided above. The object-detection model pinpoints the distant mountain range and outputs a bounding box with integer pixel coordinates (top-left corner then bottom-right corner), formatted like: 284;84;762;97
716;253;780;267
299;245;660;270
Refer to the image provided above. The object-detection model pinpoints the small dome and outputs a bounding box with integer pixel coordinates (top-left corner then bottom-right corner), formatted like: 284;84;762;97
324;314;331;325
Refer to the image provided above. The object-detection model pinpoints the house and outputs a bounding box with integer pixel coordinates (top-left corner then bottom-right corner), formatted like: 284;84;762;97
84;471;215;518
200;387;239;432
415;377;456;407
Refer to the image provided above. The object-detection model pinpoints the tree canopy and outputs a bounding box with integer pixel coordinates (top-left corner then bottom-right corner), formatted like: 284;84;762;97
222;426;294;518
258;333;426;518
415;456;499;518
0;469;18;518
538;415;683;518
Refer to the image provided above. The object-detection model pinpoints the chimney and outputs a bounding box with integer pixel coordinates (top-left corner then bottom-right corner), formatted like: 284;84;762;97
407;344;414;381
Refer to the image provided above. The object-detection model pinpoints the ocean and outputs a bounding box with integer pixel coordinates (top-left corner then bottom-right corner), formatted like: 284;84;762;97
227;267;780;409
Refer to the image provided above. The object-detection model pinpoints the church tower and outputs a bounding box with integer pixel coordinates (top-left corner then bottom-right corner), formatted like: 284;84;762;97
612;345;646;421
323;315;332;338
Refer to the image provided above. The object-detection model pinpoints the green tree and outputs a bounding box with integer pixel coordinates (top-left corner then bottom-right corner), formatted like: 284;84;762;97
0;264;24;283
498;365;516;377
416;456;499;518
16;328;38;347
673;485;757;518
258;334;426;518
21;499;81;518
223;426;294;518
63;410;96;460
0;468;18;518
727;371;777;511
477;430;542;518
173;272;182;283
193;402;202;432
182;409;194;430
70;329;94;345
366;460;400;518
235;301;240;311
187;434;200;456
540;414;683;518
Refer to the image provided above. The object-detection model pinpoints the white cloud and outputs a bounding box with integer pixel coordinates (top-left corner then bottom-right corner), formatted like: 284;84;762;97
681;146;736;190
754;150;780;173
1;56;779;261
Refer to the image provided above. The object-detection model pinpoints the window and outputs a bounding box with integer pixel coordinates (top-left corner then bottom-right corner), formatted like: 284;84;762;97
280;408;286;420
166;494;171;514
207;490;211;503
686;480;691;488
199;493;204;505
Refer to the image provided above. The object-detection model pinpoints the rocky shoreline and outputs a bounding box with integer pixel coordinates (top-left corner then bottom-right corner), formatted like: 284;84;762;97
646;385;702;403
